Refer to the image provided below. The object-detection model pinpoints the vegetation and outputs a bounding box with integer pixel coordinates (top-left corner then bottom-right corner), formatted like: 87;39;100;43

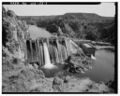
19;13;115;44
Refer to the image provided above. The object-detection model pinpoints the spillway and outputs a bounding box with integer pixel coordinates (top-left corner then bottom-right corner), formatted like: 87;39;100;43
26;37;85;69
43;42;56;69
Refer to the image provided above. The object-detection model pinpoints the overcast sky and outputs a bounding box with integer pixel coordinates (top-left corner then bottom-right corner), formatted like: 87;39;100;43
3;2;115;17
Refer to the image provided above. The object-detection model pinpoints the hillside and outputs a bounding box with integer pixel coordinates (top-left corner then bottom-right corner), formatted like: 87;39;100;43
19;13;115;44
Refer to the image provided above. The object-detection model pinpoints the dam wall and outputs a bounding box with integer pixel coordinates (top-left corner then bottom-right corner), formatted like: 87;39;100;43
26;37;75;67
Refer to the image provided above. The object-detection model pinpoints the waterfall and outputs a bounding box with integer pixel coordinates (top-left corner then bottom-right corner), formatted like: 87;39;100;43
37;40;43;67
53;46;59;63
64;39;70;57
54;46;59;63
58;44;63;63
35;40;39;62
91;54;96;60
29;40;33;61
65;39;71;56
62;45;68;60
26;40;31;62
56;40;61;63
26;38;70;67
61;45;66;61
48;44;55;64
32;41;38;62
41;41;45;66
43;42;56;69
56;40;68;64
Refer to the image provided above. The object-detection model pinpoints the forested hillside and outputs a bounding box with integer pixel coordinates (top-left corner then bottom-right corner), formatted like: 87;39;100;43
19;13;115;44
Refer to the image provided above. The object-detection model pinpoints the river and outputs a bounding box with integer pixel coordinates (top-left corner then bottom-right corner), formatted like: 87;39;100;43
76;49;115;82
42;48;115;83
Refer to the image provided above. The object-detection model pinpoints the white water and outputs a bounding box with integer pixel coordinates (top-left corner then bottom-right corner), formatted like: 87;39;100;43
43;42;56;69
91;54;96;60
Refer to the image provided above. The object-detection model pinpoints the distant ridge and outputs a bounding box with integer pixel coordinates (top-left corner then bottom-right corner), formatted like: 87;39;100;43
19;12;115;44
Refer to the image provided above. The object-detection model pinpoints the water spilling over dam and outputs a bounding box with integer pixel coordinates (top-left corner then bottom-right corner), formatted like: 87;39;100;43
25;36;94;75
26;37;69;68
43;42;55;69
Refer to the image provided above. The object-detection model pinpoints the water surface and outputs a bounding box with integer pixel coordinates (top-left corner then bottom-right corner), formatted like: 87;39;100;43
76;49;115;82
28;25;52;39
42;49;115;83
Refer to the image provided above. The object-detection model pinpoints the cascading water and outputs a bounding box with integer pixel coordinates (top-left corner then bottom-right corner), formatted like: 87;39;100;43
91;54;96;60
43;42;56;69
37;40;44;67
32;41;37;61
26;40;31;62
26;38;78;68
49;44;55;64
54;46;59;63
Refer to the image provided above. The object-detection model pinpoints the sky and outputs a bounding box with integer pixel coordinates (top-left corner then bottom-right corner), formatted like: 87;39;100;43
3;2;115;17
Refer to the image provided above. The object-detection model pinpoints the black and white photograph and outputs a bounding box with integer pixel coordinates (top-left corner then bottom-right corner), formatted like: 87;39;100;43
2;1;118;94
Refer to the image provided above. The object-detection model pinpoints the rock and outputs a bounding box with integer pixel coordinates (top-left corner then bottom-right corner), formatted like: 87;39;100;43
52;76;63;92
3;7;29;62
33;63;39;69
2;62;46;92
7;10;16;17
63;76;70;83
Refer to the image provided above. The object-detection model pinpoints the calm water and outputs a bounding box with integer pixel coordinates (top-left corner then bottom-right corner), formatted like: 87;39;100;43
42;49;115;82
28;25;52;39
76;49;115;82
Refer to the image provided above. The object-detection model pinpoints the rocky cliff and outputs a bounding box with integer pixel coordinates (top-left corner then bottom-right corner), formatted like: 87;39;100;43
2;7;29;61
2;7;51;92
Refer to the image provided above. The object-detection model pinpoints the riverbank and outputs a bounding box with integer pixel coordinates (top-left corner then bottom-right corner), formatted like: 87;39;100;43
75;48;114;83
2;59;113;93
2;48;114;93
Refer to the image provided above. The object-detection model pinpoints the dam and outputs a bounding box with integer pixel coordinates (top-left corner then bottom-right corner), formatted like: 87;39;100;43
25;36;94;71
25;25;95;71
26;37;80;68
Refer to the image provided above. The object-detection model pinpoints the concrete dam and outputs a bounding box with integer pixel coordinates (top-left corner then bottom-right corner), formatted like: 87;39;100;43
26;37;87;69
25;25;95;71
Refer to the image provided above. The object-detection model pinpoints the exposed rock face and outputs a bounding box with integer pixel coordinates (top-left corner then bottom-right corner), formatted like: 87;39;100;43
62;77;111;92
52;76;63;92
7;10;16;17
2;7;47;92
2;62;53;92
2;8;29;61
52;75;112;93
